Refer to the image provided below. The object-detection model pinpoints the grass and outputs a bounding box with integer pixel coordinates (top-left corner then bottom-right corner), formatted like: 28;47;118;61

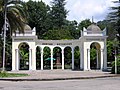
0;71;29;78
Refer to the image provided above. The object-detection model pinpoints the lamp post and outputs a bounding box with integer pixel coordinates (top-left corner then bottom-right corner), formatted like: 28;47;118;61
113;38;118;74
2;0;7;71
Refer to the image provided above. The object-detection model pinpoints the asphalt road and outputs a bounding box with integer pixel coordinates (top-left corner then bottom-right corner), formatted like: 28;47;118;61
0;77;120;90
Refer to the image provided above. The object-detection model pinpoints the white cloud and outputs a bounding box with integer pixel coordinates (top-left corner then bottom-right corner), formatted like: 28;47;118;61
66;0;118;22
23;0;118;22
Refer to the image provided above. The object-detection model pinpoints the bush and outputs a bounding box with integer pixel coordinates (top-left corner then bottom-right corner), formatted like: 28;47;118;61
111;56;120;74
111;66;120;74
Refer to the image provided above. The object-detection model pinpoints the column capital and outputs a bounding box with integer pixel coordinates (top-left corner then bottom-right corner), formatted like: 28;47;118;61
100;49;104;52
87;48;90;52
41;49;43;53
72;47;74;51
29;48;32;51
61;50;64;54
15;49;19;51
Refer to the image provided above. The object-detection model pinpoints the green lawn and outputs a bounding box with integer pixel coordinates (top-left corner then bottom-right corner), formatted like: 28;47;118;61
0;71;28;78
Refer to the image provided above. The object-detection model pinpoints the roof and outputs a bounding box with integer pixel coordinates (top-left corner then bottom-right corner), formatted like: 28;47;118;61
87;24;101;33
24;24;31;31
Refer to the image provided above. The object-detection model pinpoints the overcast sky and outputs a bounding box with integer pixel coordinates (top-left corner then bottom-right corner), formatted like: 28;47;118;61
24;0;118;22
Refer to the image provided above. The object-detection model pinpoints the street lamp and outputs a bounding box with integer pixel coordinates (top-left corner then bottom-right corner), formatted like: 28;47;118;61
113;37;119;74
2;0;7;71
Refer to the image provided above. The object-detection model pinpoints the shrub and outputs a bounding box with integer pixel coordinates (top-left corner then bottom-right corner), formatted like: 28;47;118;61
111;56;120;74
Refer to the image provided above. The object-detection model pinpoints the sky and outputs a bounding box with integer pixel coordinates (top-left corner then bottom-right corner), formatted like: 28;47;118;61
23;0;118;22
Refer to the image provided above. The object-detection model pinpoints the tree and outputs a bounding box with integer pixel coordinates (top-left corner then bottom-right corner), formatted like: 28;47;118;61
24;0;51;39
78;19;91;31
97;20;116;40
0;0;27;70
107;1;120;36
50;0;68;29
65;20;80;39
0;0;27;34
43;29;73;40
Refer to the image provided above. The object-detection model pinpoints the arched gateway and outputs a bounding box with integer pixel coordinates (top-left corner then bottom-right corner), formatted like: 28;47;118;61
12;24;107;71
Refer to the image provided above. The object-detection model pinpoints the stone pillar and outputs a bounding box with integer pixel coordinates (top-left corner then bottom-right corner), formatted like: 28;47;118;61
41;48;43;70
96;50;99;69
72;48;74;70
80;48;83;70
101;49;104;70
15;49;19;71
104;39;107;70
29;49;32;70
51;48;53;70
62;48;64;70
87;49;90;70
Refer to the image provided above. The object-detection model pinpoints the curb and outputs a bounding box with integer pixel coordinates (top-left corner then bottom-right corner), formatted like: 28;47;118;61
0;75;117;81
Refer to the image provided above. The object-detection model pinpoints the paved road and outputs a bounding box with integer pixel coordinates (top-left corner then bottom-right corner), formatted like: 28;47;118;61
0;77;120;90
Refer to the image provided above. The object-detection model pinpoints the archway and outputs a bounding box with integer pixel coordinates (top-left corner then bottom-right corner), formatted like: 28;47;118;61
43;46;51;70
64;46;72;69
74;46;80;70
53;47;62;69
18;42;29;70
90;42;101;70
36;46;41;70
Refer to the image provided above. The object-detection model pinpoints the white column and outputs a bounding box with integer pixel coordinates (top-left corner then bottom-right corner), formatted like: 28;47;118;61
15;49;19;71
72;48;74;70
32;48;36;70
29;49;32;70
51;48;53;70
87;49;90;70
62;48;64;70
41;48;43;70
101;49;104;70
96;50;99;69
80;48;83;70
104;39;107;70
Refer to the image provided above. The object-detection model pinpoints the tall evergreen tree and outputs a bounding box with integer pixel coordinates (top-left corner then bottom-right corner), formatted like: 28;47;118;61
50;0;68;29
107;0;120;37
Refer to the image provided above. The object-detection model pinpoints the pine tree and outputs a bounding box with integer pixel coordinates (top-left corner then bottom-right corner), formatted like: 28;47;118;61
50;0;68;29
107;0;120;36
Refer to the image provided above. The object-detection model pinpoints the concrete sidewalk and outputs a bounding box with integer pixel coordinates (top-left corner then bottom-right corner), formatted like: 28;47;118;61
0;70;117;81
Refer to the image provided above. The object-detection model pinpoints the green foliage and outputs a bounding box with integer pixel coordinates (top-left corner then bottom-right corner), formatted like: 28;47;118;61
19;43;29;70
0;71;8;77
90;48;97;61
43;29;74;40
50;0;68;29
65;20;80;39
97;20;106;30
0;71;28;78
107;1;120;36
25;0;51;39
74;47;80;69
107;40;114;57
43;47;51;60
78;19;91;30
111;55;120;74
111;57;120;67
20;50;29;61
0;0;27;33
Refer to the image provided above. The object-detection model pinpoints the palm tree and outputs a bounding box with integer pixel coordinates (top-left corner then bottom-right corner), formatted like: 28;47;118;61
0;0;27;34
0;0;27;71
